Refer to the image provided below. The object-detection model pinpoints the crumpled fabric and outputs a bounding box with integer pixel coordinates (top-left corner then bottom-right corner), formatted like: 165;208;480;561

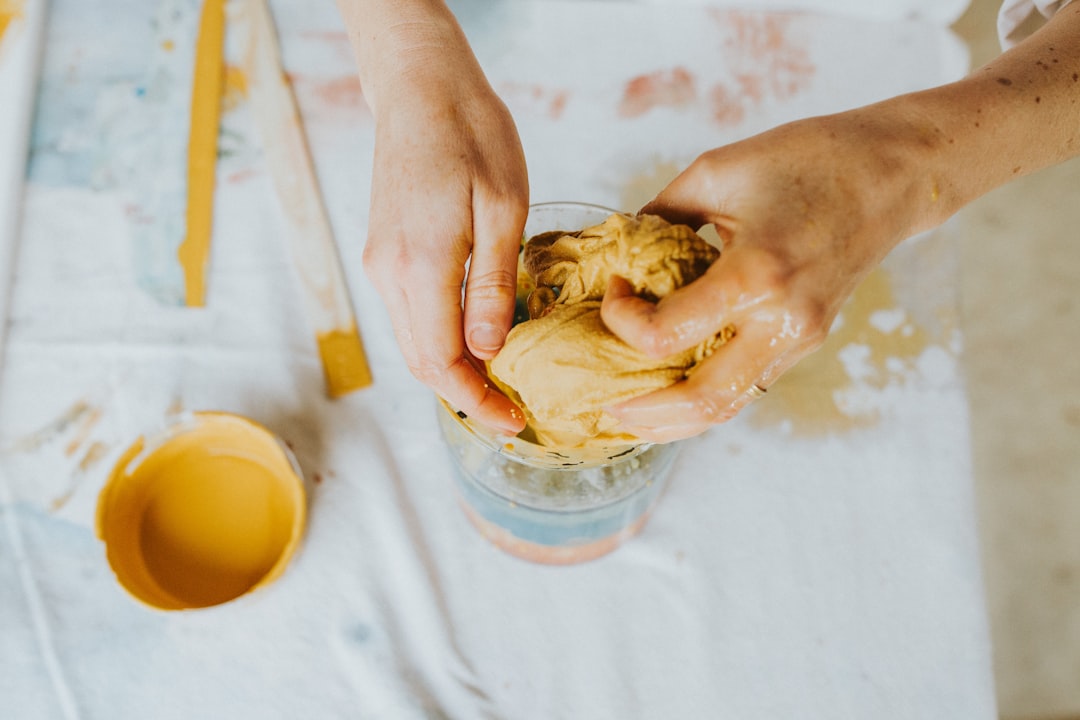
490;213;727;450
998;0;1075;48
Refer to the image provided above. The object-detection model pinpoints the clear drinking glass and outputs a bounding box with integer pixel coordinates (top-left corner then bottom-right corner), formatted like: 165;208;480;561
438;202;680;564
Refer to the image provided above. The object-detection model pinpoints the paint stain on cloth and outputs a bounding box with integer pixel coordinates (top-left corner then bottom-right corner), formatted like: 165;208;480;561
616;11;816;126
748;267;938;437
0;0;23;46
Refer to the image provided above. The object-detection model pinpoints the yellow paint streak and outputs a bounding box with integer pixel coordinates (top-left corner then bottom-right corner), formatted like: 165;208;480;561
64;406;103;457
0;1;22;44
5;400;92;453
97;412;306;610
317;324;373;397
748;268;933;437
77;441;110;472
221;64;249;112
177;0;226;307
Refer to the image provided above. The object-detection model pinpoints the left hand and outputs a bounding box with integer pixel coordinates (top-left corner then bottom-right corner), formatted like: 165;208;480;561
600;109;939;442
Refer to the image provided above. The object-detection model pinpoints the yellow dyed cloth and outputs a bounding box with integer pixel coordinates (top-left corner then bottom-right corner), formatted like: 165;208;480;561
490;213;726;450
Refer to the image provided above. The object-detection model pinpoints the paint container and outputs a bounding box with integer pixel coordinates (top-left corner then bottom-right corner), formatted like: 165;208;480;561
439;202;679;564
96;412;306;610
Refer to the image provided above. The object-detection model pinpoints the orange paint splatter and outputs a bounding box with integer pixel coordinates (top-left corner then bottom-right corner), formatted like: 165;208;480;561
548;90;569;120
708;85;746;127
226;167;259;184
707;10;815;127
497;82;571;120
311;75;363;108
618;67;697;118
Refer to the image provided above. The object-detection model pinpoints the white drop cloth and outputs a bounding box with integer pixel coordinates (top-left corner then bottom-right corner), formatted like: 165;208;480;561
0;2;995;718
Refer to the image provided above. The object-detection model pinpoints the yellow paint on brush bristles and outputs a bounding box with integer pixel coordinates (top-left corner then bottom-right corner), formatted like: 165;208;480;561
177;0;226;307
317;324;373;397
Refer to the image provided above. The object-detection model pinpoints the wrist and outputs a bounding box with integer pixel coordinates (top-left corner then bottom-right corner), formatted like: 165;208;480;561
805;102;951;251
337;0;484;116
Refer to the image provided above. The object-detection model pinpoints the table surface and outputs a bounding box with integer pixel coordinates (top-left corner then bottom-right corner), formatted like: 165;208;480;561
0;1;995;718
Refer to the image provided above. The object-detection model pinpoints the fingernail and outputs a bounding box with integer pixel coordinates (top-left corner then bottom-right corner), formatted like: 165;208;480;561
469;323;505;353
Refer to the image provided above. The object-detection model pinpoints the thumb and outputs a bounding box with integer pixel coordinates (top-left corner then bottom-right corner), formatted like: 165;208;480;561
464;193;528;360
640;152;741;245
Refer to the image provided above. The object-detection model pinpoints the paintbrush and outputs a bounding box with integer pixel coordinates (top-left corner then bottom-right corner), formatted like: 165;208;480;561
243;0;372;397
177;0;225;308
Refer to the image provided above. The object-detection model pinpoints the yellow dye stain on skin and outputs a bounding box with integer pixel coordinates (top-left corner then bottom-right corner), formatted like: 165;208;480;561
96;413;306;610
221;64;248;112
177;0;226;307
749;267;933;436
317;324;373;397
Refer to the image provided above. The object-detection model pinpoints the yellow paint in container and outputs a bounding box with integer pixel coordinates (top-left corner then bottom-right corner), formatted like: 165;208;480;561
96;412;306;611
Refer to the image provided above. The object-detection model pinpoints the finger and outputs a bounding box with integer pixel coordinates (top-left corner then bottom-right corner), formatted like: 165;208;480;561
367;214;524;435
605;318;794;429
619;422;712;444
464;192;528;359
600;248;781;359
406;267;525;434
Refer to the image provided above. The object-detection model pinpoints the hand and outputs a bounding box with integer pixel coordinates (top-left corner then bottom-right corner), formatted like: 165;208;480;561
359;22;529;434
600;109;937;442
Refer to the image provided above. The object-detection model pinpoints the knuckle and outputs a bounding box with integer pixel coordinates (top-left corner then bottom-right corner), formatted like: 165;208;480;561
467;267;517;303
406;354;452;388
362;234;408;278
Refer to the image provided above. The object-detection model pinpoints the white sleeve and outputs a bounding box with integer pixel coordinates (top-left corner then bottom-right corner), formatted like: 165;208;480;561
998;0;1076;48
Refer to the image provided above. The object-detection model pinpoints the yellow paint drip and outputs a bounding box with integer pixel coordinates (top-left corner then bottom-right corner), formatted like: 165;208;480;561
317;324;373;397
96;412;306;610
177;0;226;307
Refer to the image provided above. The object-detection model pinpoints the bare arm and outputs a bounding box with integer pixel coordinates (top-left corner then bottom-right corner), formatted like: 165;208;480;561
907;1;1080;228
602;6;1080;441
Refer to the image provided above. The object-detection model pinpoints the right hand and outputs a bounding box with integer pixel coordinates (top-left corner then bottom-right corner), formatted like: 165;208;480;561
361;24;529;434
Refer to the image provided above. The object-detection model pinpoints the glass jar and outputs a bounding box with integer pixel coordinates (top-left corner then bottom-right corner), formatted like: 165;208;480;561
439;202;680;564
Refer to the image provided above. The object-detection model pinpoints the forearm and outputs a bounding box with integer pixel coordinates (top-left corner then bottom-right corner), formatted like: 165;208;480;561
335;0;484;115
886;2;1080;233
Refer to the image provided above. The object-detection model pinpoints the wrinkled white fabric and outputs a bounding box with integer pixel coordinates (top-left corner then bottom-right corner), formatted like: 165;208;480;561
998;0;1076;48
1;2;994;720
